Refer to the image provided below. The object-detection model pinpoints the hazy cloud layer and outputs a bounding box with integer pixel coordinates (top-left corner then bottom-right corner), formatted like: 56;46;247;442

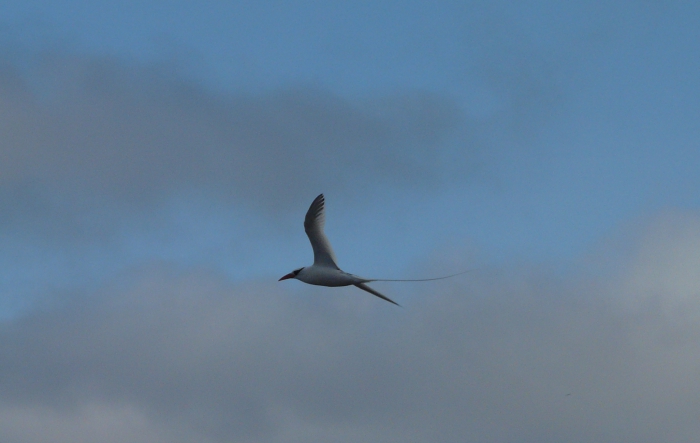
1;212;699;443
0;54;467;216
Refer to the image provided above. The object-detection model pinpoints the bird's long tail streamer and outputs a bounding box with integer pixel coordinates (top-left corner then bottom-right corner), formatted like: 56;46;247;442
365;269;476;283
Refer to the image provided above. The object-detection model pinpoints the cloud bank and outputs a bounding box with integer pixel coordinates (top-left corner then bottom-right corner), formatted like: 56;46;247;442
1;212;699;442
0;53;466;216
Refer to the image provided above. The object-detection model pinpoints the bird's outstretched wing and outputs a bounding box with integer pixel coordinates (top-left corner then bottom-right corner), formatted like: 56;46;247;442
354;283;400;306
304;194;339;269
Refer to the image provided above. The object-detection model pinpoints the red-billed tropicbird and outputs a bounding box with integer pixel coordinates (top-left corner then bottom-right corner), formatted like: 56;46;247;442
279;194;469;306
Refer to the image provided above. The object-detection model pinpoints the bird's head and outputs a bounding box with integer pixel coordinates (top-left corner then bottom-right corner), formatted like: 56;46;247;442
279;267;304;281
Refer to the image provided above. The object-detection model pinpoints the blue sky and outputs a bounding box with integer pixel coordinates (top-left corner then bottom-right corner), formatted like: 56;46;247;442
1;2;699;442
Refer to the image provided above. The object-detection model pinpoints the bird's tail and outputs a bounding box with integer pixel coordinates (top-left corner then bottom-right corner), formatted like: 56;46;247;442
354;283;401;307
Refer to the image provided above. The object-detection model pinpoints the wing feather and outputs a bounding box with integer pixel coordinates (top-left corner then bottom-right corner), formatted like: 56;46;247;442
304;194;339;269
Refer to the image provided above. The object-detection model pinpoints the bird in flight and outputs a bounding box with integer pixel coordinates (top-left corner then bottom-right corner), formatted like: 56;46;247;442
279;194;470;306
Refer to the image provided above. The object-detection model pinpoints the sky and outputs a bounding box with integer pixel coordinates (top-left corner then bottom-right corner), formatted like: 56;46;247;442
0;1;699;442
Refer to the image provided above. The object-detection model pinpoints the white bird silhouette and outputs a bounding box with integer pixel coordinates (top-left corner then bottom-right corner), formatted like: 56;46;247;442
279;194;470;306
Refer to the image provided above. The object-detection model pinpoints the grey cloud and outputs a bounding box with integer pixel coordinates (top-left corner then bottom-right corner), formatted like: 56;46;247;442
1;212;699;442
0;54;464;217
0;403;187;443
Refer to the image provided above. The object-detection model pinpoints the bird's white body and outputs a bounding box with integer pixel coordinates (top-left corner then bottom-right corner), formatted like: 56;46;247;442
296;266;364;287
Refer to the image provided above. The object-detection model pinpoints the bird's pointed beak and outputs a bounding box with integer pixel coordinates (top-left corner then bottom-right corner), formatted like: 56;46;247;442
279;273;295;281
